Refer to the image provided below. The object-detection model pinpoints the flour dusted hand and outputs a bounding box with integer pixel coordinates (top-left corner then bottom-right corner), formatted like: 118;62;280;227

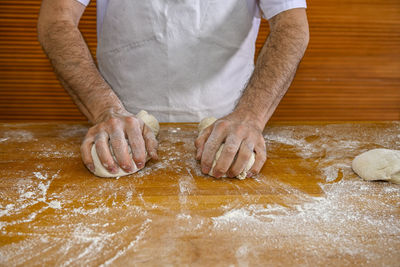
352;149;400;184
91;110;159;178
198;117;255;180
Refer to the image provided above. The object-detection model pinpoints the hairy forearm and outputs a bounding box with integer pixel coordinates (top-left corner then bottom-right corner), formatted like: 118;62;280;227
38;20;127;123
234;10;309;129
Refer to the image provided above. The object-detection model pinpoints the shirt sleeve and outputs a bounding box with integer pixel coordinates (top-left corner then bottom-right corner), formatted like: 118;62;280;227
74;0;90;6
259;0;307;20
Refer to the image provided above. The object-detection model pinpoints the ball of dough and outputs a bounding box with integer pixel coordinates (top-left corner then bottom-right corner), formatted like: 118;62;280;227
198;117;217;132
137;110;159;136
90;110;159;178
198;117;255;180
352;148;400;184
91;144;141;178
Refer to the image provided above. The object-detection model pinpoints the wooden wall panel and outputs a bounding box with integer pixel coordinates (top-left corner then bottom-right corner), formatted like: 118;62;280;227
0;0;97;121
0;0;399;121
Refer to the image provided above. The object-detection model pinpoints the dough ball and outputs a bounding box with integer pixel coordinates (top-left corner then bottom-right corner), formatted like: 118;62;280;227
198;117;255;180
137;110;160;136
91;144;140;178
352;148;400;184
198;117;217;132
90;110;159;178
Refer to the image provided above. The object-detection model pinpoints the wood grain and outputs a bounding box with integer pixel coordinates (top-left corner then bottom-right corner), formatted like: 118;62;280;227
0;122;399;265
0;0;399;121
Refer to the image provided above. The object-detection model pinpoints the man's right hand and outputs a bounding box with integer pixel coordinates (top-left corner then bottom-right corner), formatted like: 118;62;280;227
80;110;158;174
38;1;159;174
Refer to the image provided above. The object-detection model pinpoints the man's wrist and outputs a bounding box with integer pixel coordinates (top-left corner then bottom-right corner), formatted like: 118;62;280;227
230;106;266;132
92;105;132;124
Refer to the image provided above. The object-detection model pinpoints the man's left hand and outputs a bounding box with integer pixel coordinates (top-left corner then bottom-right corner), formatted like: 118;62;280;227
195;112;267;178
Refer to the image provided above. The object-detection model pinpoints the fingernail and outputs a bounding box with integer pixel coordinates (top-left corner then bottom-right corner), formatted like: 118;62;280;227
137;162;144;169
122;166;133;173
110;166;119;174
87;164;95;172
213;171;224;179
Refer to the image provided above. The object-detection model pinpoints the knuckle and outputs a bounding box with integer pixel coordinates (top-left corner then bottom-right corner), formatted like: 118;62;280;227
108;117;122;129
146;137;157;147
131;117;143;128
259;136;266;144
227;135;240;144
109;130;124;140
94;133;106;142
145;136;155;145
151;141;159;150
206;139;219;150
127;117;142;129
124;116;136;124
202;143;213;154
144;131;155;141
87;126;98;136
224;144;237;154
194;138;201;148
235;124;247;134
132;149;145;160
83;132;94;141
259;151;267;162
153;142;159;150
259;142;266;151
215;120;229;129
136;136;146;146
243;144;254;154
108;117;119;124
239;152;251;163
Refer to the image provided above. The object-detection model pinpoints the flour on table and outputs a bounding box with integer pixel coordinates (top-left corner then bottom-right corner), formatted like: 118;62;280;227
198;117;255;180
91;110;160;178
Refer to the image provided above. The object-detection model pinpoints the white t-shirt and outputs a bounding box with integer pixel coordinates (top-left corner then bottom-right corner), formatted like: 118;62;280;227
76;0;307;38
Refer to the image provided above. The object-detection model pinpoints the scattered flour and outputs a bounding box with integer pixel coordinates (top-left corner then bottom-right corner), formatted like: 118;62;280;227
1;122;399;266
1;130;36;142
48;200;62;210
100;218;152;267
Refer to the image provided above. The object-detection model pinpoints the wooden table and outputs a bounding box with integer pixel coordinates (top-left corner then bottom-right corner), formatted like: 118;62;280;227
0;122;399;266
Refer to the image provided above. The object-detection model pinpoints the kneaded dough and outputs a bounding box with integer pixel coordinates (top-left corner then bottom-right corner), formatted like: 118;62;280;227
91;110;159;178
352;148;400;184
198;117;255;180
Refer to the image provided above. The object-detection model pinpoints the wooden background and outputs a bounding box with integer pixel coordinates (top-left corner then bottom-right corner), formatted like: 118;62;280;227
0;0;399;122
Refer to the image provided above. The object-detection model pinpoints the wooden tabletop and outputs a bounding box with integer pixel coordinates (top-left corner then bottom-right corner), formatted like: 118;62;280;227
0;121;399;266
